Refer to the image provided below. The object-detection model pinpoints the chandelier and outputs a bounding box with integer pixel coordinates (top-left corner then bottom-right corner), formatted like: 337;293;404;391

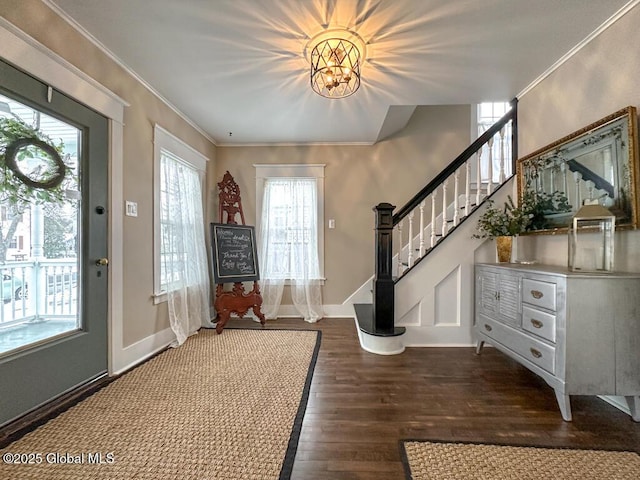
307;29;365;99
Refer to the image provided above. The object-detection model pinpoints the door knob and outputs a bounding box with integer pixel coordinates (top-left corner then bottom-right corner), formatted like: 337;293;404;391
96;258;109;266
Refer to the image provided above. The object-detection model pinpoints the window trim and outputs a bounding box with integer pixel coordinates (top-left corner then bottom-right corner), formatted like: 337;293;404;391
254;164;325;283
153;124;208;304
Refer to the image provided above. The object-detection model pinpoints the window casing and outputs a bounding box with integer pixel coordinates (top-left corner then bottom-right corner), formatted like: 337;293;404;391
255;164;325;282
153;125;208;303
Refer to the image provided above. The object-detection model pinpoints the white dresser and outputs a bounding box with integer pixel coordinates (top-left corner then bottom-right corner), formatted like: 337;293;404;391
474;263;640;421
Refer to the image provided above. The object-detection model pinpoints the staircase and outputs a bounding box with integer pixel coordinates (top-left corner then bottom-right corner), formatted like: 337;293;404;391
354;100;518;354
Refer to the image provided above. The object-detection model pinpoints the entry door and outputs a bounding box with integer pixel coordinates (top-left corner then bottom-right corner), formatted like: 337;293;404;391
0;59;108;426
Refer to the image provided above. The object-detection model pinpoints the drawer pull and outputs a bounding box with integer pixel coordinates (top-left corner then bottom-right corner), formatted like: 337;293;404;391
530;319;544;329
530;348;542;358
484;324;493;332
530;290;544;299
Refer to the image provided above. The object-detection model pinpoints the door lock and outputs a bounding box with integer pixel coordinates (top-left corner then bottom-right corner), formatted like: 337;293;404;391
96;258;109;266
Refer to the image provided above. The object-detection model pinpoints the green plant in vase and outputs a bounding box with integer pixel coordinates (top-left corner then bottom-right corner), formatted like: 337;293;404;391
473;195;532;263
473;195;532;239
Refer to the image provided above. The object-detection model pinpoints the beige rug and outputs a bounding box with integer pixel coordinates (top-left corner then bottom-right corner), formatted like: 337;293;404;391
0;328;320;480
402;441;640;480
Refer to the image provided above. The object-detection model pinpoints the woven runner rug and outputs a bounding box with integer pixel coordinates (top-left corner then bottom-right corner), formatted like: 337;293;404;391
0;328;320;480
401;440;640;480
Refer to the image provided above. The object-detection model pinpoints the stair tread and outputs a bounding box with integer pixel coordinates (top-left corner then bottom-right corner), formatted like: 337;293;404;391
353;304;406;337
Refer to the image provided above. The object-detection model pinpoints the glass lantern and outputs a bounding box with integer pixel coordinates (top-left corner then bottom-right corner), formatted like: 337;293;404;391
568;203;615;272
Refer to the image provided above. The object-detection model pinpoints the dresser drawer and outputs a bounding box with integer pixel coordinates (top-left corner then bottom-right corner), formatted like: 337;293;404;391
522;278;556;311
522;305;556;343
478;315;556;374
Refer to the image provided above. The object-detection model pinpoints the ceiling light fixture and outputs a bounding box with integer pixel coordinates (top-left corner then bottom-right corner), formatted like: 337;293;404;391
306;28;366;99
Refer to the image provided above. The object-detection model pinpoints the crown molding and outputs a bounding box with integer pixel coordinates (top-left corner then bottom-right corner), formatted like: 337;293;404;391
41;0;218;146
518;0;640;99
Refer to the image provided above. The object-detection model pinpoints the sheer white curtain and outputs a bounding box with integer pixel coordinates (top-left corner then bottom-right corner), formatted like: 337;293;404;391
259;178;323;322
160;152;213;346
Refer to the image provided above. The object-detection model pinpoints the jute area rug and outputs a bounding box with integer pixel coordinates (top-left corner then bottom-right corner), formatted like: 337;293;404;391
402;440;640;480
0;328;320;480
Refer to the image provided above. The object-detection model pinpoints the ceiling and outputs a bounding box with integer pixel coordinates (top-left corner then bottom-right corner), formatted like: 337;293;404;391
47;0;632;146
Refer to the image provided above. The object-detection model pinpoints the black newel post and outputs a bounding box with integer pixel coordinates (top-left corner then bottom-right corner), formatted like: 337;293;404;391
373;202;395;333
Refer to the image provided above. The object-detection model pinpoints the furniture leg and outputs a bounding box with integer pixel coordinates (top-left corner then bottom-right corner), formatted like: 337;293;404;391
215;311;230;334
475;340;485;355
252;305;266;326
625;395;640;422
554;389;572;421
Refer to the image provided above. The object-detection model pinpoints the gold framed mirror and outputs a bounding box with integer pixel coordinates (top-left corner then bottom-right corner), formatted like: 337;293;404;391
517;106;640;234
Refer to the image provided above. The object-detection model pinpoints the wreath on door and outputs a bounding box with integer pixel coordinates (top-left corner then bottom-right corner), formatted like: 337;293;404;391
0;117;68;205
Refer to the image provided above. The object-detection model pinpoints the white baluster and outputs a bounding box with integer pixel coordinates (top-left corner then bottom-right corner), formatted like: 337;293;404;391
499;126;506;183
407;211;414;268
487;136;494;195
430;193;437;248
465;161;471;217
397;221;404;276
476;147;482;205
441;181;448;237
453;169;460;226
419;200;425;258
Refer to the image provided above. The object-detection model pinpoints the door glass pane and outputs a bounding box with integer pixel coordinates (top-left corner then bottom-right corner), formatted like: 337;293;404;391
0;93;81;356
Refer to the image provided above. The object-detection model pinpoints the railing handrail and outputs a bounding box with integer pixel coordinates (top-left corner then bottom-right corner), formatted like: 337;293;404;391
393;98;518;224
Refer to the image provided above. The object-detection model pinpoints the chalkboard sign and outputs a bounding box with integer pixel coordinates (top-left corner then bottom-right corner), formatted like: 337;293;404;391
210;223;260;284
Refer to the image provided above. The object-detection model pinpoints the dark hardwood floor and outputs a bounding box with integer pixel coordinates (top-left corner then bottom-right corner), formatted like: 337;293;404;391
232;317;640;480
2;317;637;479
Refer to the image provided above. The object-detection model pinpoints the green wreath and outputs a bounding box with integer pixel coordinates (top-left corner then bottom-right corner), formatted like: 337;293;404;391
0;116;68;205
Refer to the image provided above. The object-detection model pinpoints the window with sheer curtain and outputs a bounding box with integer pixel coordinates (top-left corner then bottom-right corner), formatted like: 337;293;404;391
153;125;213;345
261;178;320;280
255;164;325;322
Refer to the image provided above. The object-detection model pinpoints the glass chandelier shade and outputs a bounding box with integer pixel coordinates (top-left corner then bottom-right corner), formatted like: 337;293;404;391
310;38;361;99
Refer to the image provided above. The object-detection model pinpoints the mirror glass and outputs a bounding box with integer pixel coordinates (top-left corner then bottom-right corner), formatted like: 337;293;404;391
517;106;639;233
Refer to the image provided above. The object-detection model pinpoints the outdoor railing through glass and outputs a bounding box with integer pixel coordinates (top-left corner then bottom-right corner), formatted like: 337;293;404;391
0;258;78;355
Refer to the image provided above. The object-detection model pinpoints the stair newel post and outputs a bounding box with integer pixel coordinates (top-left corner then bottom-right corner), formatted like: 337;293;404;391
465;160;471;217
418;200;425;258
407;211;414;268
373;203;396;334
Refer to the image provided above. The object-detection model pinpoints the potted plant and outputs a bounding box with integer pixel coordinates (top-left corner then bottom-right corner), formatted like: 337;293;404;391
473;195;532;262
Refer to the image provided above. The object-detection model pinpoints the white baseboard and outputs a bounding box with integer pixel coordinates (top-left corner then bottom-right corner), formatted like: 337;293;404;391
273;304;355;319
111;327;175;376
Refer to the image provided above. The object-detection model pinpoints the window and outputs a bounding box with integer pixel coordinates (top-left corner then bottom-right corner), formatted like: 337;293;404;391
477;101;512;182
153;125;208;302
255;164;325;282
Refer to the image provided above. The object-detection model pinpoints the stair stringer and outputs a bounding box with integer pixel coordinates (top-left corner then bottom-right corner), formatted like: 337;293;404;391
395;183;513;346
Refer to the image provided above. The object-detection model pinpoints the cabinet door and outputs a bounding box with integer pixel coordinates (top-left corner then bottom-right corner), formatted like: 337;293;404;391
477;270;498;316
497;273;521;327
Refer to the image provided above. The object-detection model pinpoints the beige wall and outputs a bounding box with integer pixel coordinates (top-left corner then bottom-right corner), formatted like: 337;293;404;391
215;105;471;305
1;1;218;346
517;4;640;270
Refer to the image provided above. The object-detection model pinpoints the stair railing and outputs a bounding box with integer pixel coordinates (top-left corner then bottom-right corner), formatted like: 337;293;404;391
372;99;518;332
